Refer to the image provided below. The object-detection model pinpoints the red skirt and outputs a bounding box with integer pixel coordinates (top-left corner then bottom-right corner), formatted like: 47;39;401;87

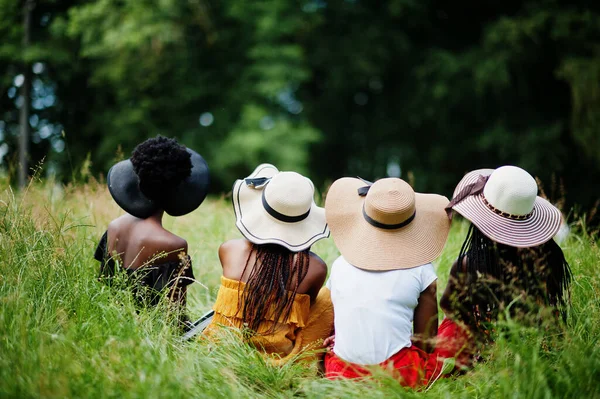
324;318;472;388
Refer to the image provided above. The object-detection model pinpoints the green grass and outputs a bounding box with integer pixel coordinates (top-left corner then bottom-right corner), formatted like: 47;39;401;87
1;179;599;398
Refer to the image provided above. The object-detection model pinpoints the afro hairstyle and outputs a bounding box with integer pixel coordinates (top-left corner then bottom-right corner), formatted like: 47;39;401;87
130;136;192;203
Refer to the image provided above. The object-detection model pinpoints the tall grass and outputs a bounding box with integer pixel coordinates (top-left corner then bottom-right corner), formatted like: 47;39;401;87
0;180;599;398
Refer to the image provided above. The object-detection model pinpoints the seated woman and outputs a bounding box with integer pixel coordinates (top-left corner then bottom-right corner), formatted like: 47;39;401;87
440;166;572;354
323;177;458;388
94;136;210;311
203;164;333;365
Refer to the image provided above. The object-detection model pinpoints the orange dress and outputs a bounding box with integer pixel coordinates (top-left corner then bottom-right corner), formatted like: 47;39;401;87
203;276;333;364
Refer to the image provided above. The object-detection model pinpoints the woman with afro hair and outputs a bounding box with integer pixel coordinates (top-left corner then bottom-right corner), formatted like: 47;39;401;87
94;136;209;315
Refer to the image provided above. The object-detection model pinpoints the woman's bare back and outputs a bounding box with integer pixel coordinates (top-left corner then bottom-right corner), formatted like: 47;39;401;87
107;213;188;270
218;238;327;304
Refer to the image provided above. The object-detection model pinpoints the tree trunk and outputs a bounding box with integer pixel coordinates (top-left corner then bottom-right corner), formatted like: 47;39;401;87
18;0;34;188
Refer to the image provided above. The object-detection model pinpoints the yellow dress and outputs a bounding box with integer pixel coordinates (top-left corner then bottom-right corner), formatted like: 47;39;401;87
203;276;334;364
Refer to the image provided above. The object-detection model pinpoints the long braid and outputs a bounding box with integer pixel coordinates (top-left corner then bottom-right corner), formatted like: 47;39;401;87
539;239;572;315
238;244;310;335
452;224;572;341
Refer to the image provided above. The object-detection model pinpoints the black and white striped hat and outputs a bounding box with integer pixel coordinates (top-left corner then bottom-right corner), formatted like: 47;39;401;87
448;166;562;248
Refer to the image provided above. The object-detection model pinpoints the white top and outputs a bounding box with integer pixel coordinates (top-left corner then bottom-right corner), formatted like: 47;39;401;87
326;256;437;365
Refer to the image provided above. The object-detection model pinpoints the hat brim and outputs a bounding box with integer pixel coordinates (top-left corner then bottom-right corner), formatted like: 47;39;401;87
162;149;210;216
107;148;210;218
325;177;451;271
108;160;157;219
232;164;330;252
451;169;562;248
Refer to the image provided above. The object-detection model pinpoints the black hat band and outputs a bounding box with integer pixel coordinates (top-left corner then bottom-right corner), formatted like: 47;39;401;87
262;190;310;223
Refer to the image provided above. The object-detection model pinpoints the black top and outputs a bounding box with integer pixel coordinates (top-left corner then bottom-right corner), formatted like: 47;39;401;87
94;231;195;306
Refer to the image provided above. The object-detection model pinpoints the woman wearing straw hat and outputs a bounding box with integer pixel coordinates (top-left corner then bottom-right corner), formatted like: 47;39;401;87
441;165;572;348
94;136;210;313
202;164;334;364
323;177;467;387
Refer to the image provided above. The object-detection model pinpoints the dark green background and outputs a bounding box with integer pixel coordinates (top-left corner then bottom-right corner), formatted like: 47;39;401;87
1;0;599;222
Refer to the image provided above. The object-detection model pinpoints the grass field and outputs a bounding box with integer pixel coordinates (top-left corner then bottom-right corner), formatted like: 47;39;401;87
1;179;599;398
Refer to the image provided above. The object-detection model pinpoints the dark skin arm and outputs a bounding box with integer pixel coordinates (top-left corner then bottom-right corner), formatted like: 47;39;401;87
440;259;466;317
412;281;438;353
304;253;327;305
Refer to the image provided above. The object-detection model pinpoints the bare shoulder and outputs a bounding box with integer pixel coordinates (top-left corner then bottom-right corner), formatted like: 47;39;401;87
219;238;249;252
160;233;188;253
107;214;130;234
308;251;327;275
106;215;134;252
219;238;251;259
220;239;253;278
140;233;187;265
297;251;328;298
306;251;328;285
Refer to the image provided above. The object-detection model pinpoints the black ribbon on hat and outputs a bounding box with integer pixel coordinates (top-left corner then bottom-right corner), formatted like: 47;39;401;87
261;190;310;223
362;207;416;230
356;176;416;230
357;177;374;196
245;176;309;223
245;177;271;189
444;174;490;219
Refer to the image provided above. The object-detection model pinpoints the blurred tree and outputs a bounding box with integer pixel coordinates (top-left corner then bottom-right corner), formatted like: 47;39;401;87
412;0;600;209
205;1;322;187
18;0;34;188
0;0;84;181
298;0;600;213
64;0;321;190
64;0;226;172
1;0;598;218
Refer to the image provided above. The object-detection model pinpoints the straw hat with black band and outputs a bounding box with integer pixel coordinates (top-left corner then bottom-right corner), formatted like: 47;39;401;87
107;148;210;219
446;165;562;248
232;163;330;252
325;177;451;271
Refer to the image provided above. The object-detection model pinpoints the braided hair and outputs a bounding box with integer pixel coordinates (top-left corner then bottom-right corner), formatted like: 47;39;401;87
449;224;572;341
130;136;192;204
238;244;310;335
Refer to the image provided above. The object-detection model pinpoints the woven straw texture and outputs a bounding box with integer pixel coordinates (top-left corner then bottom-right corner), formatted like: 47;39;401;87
325;177;451;271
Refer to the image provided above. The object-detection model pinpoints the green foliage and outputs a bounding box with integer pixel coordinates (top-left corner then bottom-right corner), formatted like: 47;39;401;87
0;0;599;214
211;104;320;186
558;55;600;163
1;181;599;397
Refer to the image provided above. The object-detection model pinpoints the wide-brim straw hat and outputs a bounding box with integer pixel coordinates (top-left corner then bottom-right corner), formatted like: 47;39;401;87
232;163;329;252
107;148;210;218
449;166;562;247
325;177;451;271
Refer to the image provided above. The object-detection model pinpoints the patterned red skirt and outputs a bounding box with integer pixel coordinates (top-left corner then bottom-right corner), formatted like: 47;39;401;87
324;318;472;388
